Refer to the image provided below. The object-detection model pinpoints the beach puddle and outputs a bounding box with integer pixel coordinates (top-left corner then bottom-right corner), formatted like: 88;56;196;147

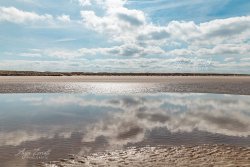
0;93;249;166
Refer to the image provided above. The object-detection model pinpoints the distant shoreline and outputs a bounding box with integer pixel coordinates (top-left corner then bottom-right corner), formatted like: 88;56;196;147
0;71;249;76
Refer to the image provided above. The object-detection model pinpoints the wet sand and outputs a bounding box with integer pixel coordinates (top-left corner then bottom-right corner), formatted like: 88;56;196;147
1;75;250;83
0;76;250;94
42;144;250;167
1;77;249;166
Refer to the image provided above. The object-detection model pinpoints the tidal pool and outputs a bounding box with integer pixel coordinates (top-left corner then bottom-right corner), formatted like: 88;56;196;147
0;93;249;166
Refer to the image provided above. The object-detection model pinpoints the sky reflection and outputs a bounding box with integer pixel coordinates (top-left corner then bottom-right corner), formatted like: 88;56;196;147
1;93;250;166
0;93;249;148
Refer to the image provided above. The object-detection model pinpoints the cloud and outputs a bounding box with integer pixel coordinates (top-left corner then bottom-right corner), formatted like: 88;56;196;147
15;44;165;59
80;0;146;43
1;1;250;71
137;27;170;41
0;7;73;25
224;57;235;62
168;44;250;57
77;0;250;61
117;13;144;26
17;48;82;59
0;6;53;24
78;0;91;6
19;52;42;57
0;56;217;73
201;16;250;39
0;56;215;73
57;14;71;22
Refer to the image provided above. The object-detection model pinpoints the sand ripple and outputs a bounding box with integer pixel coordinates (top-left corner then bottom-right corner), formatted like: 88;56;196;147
41;144;250;167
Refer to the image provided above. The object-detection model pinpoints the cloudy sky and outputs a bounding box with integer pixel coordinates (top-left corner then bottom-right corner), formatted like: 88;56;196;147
0;0;250;73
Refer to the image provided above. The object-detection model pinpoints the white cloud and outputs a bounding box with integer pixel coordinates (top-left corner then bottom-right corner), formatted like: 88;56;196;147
200;16;250;40
78;0;91;6
15;44;165;59
79;0;147;43
0;6;53;24
0;57;215;73
57;14;71;22
1;1;250;71
20;52;42;57
0;7;74;25
167;44;250;57
224;57;235;62
78;0;250;60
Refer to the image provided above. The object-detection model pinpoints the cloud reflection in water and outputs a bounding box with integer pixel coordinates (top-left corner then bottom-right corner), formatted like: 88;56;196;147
0;93;249;148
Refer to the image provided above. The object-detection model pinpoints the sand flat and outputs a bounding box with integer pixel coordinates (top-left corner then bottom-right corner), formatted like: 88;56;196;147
42;145;250;167
0;75;250;83
0;76;250;94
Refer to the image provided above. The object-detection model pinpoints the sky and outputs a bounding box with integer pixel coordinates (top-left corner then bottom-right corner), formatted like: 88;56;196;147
0;0;250;73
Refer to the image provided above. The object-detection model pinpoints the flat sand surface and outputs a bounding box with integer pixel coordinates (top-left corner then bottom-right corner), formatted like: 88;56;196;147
42;144;250;167
1;76;250;94
0;76;250;83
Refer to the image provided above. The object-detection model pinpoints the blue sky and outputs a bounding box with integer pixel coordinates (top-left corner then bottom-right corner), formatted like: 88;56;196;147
0;0;250;73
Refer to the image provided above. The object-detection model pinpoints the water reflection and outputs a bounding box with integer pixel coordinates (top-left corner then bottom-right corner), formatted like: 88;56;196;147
82;94;250;146
0;93;250;166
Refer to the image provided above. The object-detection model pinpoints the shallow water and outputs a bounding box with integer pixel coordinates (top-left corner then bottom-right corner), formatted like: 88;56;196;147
0;92;250;167
1;80;250;95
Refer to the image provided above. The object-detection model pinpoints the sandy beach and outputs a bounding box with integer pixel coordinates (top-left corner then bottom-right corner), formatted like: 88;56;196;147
41;144;250;167
1;76;250;167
